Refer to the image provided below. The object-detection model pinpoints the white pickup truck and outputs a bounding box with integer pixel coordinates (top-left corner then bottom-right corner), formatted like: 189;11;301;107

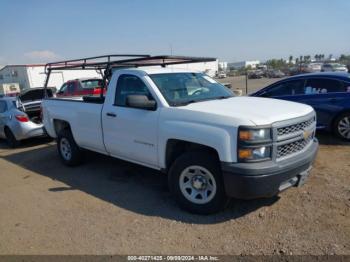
42;55;318;214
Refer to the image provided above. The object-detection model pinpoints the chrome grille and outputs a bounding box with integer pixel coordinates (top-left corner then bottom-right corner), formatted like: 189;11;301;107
277;135;313;158
277;117;315;137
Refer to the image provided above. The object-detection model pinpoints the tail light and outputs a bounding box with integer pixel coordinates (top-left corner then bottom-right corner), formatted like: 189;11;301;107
93;88;101;95
15;115;29;122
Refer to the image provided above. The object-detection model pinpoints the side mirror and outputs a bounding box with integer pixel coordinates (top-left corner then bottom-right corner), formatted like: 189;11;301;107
126;95;157;110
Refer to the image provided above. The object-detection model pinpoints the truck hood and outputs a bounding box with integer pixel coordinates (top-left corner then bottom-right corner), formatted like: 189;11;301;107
181;96;313;126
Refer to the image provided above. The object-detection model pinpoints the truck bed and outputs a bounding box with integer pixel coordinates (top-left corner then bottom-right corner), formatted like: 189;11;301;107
42;98;107;154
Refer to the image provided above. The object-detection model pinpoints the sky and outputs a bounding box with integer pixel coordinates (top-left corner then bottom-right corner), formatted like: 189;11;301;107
0;0;349;65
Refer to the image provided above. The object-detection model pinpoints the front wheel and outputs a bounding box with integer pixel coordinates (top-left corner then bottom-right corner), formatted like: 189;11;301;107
57;129;83;166
168;152;228;214
334;112;350;141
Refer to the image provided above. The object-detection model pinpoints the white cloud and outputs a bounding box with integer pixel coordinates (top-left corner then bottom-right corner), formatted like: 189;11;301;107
24;50;61;62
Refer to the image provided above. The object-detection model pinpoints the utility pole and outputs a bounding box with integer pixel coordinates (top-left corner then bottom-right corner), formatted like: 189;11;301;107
245;69;248;95
170;44;173;55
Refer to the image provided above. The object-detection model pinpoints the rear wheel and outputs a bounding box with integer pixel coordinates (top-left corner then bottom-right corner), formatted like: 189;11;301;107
334;112;350;141
4;127;20;148
57;129;83;166
168;151;228;214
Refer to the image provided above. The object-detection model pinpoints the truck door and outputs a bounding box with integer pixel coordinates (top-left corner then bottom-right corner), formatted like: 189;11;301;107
102;73;159;168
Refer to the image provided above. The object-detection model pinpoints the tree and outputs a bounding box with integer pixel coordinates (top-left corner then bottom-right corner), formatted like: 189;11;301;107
265;58;288;70
289;55;293;64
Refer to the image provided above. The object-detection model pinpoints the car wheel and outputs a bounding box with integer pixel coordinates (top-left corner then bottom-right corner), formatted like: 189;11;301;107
57;129;83;166
334;112;350;141
4;127;20;148
168;151;228;214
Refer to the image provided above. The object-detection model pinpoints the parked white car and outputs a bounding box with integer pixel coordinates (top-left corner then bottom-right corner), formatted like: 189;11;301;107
42;55;318;214
217;72;227;78
321;63;348;72
306;63;322;73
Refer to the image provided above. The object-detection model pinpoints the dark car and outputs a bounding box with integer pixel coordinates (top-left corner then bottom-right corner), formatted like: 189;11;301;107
248;70;264;79
266;69;285;78
251;72;350;140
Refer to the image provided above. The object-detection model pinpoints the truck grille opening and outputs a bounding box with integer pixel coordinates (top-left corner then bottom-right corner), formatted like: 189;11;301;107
277;135;313;158
277;117;315;137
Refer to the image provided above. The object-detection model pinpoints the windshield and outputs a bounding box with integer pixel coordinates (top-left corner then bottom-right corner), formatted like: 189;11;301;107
149;73;233;106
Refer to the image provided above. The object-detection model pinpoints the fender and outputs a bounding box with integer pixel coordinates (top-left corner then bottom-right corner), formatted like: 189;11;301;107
158;120;237;168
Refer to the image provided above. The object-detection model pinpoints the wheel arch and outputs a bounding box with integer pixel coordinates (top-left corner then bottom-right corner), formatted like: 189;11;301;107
331;109;350;129
164;139;220;172
53;119;71;136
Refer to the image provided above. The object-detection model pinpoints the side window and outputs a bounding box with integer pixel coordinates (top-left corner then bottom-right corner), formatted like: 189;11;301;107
59;83;68;94
67;82;76;93
0;101;7;113
305;78;345;94
115;74;153;106
264;80;305;97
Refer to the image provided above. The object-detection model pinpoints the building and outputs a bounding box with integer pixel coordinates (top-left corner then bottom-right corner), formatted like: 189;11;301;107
218;61;228;72
228;60;260;69
0;64;100;93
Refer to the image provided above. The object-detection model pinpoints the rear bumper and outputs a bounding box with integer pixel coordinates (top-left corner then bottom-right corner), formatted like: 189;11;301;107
221;138;319;199
12;122;45;140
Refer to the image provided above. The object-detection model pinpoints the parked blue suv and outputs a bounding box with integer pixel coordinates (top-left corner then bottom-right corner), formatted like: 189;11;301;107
251;72;350;141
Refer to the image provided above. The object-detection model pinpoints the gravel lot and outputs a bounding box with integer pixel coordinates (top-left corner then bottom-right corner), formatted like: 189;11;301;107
217;75;284;94
0;77;349;255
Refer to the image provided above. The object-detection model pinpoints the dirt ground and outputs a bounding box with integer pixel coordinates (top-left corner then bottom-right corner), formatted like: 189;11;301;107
217;75;283;95
0;77;349;255
0;133;349;255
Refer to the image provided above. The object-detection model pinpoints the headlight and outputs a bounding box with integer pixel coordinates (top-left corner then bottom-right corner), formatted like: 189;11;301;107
238;146;271;161
238;127;272;162
239;128;271;142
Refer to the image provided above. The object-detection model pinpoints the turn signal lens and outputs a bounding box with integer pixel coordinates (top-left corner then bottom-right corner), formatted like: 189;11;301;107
15;115;29;122
239;131;252;141
238;149;253;159
238;146;271;161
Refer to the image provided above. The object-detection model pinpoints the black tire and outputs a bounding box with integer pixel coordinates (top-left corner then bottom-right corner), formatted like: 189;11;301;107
168;151;229;214
4;127;20;148
57;129;83;166
333;112;350;141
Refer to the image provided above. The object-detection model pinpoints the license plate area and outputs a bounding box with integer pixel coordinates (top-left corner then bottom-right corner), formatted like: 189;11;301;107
297;166;312;187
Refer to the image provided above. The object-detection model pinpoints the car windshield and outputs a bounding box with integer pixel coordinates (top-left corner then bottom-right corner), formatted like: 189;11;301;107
149;73;233;106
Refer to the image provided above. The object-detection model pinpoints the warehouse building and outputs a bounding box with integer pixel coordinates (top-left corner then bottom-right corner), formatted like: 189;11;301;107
228;60;260;69
0;64;100;93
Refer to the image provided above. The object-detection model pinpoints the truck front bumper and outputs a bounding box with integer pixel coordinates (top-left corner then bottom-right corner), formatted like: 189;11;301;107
221;138;319;199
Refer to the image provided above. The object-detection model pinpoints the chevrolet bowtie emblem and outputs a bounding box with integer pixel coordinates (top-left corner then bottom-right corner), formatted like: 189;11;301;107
303;130;312;140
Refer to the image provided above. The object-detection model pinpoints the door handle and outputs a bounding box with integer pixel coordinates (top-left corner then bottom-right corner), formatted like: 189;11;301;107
106;112;117;117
